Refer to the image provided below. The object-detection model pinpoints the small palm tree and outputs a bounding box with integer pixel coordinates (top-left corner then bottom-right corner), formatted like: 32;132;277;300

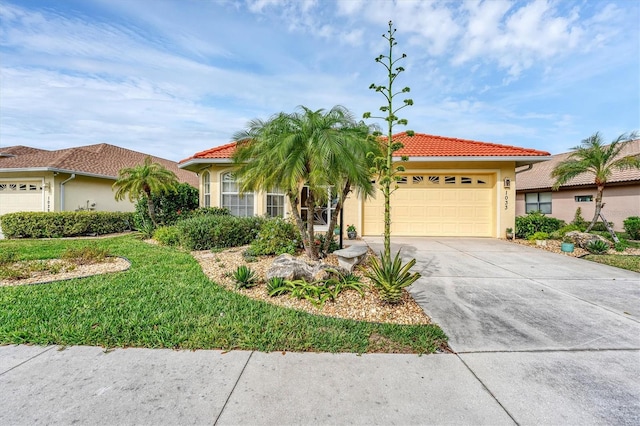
232;105;378;260
113;157;179;226
551;132;639;234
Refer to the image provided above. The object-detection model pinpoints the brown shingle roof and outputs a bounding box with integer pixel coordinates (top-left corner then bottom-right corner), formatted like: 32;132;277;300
516;139;640;190
0;143;198;187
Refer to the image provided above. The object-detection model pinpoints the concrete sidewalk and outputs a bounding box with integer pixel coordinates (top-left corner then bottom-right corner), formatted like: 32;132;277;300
1;345;514;425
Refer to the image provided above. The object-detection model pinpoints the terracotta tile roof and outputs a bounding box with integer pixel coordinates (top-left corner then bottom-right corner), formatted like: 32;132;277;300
179;133;549;164
516;139;640;190
0;143;198;186
389;132;550;157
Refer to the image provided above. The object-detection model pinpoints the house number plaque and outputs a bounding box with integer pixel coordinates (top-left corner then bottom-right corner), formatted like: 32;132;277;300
504;191;509;210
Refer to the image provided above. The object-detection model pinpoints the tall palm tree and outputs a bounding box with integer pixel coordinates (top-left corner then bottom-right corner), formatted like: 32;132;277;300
232;105;379;260
551;132;639;233
112;156;179;226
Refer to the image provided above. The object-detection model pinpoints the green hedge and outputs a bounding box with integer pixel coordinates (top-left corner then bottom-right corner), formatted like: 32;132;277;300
175;215;267;250
0;211;134;238
515;211;565;239
623;216;640;240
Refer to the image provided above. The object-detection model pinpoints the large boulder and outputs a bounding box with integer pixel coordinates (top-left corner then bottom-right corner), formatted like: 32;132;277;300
565;231;612;250
266;254;337;282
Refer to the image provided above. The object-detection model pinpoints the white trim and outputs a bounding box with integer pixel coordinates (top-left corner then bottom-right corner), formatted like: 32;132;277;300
397;156;550;165
179;158;233;170
0;167;117;180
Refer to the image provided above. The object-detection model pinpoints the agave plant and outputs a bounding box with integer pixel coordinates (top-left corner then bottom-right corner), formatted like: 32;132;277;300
586;239;610;254
233;265;257;289
365;251;421;304
266;276;289;296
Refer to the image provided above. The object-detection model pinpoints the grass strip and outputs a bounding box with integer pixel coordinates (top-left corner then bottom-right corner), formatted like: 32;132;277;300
0;236;447;353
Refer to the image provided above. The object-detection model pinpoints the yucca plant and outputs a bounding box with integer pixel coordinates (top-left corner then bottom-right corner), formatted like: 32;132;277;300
365;251;421;304
586;239;610;254
233;265;257;289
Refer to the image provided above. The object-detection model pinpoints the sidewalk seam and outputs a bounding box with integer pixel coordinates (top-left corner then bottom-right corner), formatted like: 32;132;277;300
456;353;520;426
0;345;56;377
213;350;254;426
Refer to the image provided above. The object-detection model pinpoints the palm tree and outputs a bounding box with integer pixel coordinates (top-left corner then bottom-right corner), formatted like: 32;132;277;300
551;132;639;234
113;156;179;226
232;105;379;260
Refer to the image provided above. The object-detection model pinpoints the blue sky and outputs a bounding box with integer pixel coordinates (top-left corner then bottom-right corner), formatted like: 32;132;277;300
1;0;638;162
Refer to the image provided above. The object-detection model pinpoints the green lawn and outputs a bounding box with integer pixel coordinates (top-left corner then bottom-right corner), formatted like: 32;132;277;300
0;236;447;353
584;254;640;273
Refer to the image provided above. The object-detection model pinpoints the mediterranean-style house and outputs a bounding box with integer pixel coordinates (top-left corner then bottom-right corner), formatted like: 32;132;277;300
179;133;550;238
515;139;640;231
0;143;198;216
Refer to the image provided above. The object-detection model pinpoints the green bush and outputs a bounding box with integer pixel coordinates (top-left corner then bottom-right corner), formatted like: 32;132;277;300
515;211;565;239
571;207;588;230
556;224;582;236
187;207;231;218
315;233;340;255
134;182;199;227
233;265;258;289
623;216;640;240
0;211;134;239
527;231;549;241
0;250;18;266
153;226;181;246
176;215;266;250
249;218;301;256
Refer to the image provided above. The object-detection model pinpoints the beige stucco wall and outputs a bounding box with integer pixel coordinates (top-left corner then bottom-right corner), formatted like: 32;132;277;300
516;183;640;231
54;173;135;212
195;161;518;238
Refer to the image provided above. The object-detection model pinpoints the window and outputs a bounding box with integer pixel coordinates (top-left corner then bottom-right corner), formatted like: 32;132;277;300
444;176;456;184
412;176;424;184
428;176;440;184
525;192;552;214
397;176;408;184
267;188;285;218
202;171;211;208
300;186;335;226
221;172;254;216
575;195;593;202
461;176;472;184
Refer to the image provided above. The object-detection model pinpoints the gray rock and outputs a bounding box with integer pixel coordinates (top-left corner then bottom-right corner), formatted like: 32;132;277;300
266;254;337;282
565;231;612;250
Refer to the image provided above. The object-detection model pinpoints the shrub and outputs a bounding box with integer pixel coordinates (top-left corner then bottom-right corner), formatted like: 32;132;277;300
134;182;199;227
556;224;582;237
0;211;134;238
233;265;257;289
586;240;609;254
153;226;181;246
176;215;266;250
365;251;421;304
515;211;564;239
315;233;339;255
571;207;588;230
249;218;300;256
623;216;640;240
614;240;629;252
187;207;231;218
527;231;549;241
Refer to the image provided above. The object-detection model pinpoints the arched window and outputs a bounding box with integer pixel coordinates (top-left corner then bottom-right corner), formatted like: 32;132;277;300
202;171;211;208
221;172;254;216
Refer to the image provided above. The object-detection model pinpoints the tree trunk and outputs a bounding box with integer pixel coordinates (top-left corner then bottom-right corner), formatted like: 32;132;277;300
322;182;351;254
585;185;604;232
145;189;158;227
287;193;313;257
305;190;318;259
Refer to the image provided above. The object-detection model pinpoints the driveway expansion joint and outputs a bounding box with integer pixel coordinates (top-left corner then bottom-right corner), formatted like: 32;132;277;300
213;350;254;426
0;345;55;377
456;353;520;425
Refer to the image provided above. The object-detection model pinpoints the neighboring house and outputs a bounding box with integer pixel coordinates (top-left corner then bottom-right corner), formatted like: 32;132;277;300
179;132;549;238
0;143;198;216
515;139;640;231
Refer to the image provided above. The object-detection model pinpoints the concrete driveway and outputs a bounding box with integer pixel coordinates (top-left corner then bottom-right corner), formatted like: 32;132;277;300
364;237;640;424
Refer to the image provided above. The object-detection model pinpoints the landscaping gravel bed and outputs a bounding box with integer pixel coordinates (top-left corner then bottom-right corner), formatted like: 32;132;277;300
191;246;432;325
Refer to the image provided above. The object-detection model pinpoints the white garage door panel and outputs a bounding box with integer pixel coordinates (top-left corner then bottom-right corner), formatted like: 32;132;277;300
363;173;496;237
0;181;43;215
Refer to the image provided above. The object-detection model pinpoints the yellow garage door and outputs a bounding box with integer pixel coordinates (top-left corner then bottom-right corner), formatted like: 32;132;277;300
363;173;496;237
0;181;43;216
